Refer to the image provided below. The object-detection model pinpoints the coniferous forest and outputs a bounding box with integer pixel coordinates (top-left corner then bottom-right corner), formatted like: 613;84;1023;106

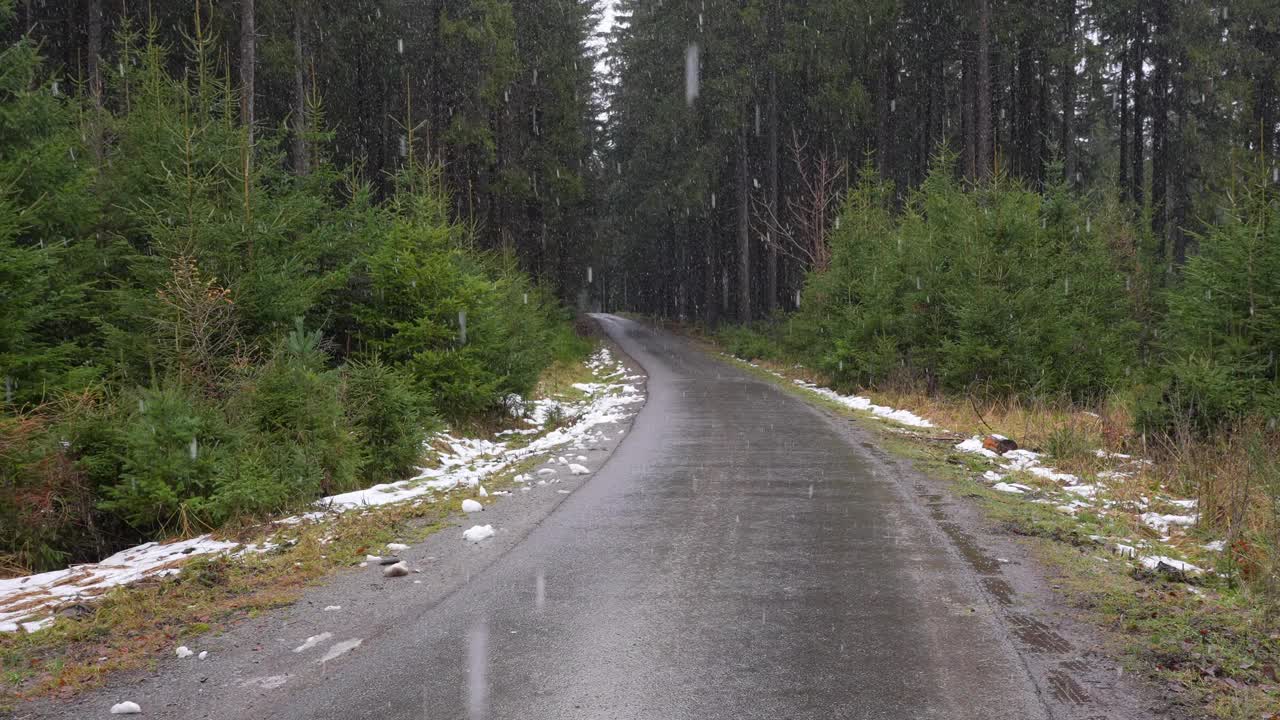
602;0;1280;431
0;0;599;569
4;0;1280;581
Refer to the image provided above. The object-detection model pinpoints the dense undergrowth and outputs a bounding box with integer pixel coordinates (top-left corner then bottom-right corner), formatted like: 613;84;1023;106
0;9;589;572
717;155;1280;612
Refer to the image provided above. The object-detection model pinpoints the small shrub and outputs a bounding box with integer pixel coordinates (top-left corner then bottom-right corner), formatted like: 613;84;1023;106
97;384;228;533
1146;163;1280;435
718;324;779;361
240;323;359;499
196;442;290;524
343;358;435;484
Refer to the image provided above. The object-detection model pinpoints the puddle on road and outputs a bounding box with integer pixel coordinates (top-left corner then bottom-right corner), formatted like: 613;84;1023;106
918;491;1005;582
1047;668;1091;704
981;577;1014;606
1007;613;1073;654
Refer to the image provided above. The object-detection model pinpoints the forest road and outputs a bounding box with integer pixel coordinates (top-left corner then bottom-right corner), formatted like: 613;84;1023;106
22;314;1167;720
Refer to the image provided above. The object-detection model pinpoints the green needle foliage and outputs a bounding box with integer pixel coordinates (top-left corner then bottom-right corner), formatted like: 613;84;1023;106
788;157;1138;402
1142;161;1280;434
0;10;587;570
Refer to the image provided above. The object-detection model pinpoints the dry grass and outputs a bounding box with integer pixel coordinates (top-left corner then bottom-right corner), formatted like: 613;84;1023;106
734;347;1280;555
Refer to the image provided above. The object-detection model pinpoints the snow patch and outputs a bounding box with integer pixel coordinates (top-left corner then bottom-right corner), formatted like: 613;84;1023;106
791;379;933;427
463;525;496;543
0;536;239;634
956;437;1000;458
1140;556;1203;575
0;347;644;635
293;632;333;653
317;638;362;664
1140;512;1197;533
241;675;289;690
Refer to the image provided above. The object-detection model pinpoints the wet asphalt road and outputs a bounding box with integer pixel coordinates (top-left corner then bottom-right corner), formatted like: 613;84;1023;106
21;314;1165;720
254;314;1046;719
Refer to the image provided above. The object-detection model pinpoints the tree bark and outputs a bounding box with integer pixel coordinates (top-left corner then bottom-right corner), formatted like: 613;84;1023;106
1016;39;1035;181
1131;33;1145;208
1060;0;1076;185
704;222;719;328
1150;4;1170;255
240;0;256;145
976;0;993;181
736;130;751;324
1119;48;1130;199
962;34;976;181
86;0;103;165
291;0;310;175
1171;53;1189;266
766;68;779;315
876;52;893;178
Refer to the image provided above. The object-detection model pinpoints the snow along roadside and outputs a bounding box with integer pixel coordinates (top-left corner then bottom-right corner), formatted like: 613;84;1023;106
0;347;645;634
728;353;1210;579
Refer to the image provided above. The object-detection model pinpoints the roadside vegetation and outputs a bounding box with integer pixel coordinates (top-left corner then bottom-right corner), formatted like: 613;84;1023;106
695;155;1280;717
0;8;589;575
699;343;1280;719
0;336;618;707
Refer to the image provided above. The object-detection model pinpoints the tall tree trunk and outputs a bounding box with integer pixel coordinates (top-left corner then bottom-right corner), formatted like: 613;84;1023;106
736;130;751;324
704;222;719;328
86;0;103;165
1016;39;1035;181
1119;49;1130;198
876;52;893;178
1150;1;1171;257
962;35;976;181
766;68;779;315
291;1;310;175
976;0;993;181
1061;0;1076;184
1037;49;1049;187
1171;53;1190;266
1258;75;1277;161
1131;34;1145;208
240;0;256;146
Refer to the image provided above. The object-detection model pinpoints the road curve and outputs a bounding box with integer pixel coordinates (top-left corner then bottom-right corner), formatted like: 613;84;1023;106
21;315;1161;720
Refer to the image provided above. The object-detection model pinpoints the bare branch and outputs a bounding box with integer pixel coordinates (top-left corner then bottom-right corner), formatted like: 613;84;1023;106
752;132;845;274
